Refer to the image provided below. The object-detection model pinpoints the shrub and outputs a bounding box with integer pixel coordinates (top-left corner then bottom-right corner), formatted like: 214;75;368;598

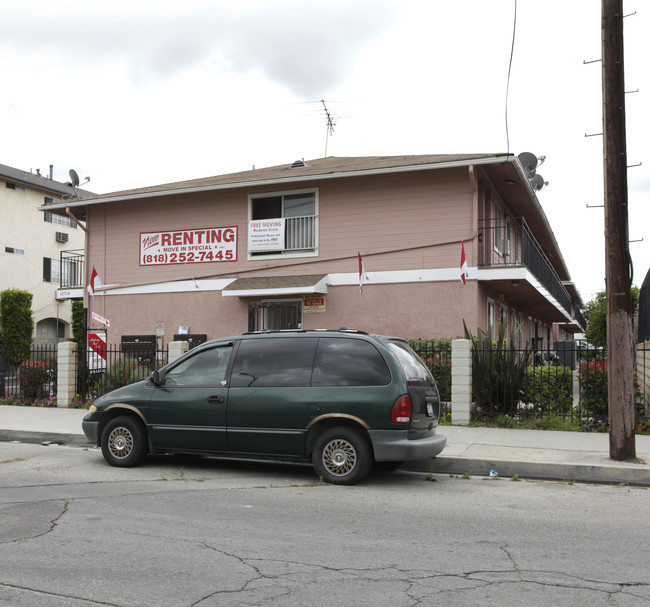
522;365;574;416
0;289;34;367
579;360;608;416
18;360;56;400
464;321;532;416
102;357;153;394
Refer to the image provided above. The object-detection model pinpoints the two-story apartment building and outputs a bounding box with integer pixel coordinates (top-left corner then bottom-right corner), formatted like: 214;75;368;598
41;154;584;348
1;163;89;342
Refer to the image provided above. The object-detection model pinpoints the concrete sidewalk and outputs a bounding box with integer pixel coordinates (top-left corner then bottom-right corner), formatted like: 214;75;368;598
1;405;649;486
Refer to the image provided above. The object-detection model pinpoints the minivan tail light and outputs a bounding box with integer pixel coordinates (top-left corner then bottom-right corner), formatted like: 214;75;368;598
391;395;412;424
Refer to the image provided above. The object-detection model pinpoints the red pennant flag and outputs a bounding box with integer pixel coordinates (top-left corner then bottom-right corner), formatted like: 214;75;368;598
460;242;468;284
358;252;368;294
87;266;103;297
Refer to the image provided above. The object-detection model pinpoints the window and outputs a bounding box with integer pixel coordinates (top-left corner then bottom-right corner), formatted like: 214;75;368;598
5;182;25;192
249;190;317;257
313;338;391;386
230;338;317;387
387;341;433;386
43;257;77;284
44;211;77;229
487;299;496;339
164;345;233;386
5;247;25;255
493;201;510;258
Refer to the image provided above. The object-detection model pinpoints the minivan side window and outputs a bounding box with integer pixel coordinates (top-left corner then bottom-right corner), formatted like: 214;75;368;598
163;345;233;386
387;341;434;386
312;338;391;386
229;338;317;387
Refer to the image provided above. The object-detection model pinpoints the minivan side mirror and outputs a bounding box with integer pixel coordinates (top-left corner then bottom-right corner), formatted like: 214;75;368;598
150;370;161;386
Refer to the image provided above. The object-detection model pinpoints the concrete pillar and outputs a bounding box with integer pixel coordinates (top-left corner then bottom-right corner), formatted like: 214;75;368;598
57;341;77;408
168;341;189;364
451;338;472;426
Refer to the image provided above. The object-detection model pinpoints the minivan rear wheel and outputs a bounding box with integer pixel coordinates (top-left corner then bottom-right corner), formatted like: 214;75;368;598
312;427;372;485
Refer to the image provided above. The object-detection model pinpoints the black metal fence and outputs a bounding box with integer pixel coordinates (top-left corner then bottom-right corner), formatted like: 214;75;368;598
77;344;169;402
2;340;648;422
0;344;58;405
461;339;649;423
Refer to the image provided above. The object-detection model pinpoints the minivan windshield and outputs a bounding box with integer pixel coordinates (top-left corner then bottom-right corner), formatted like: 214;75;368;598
387;341;434;385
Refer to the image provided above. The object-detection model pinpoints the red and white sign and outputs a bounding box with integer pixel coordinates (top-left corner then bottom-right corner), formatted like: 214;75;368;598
140;226;237;266
87;331;107;373
248;219;285;252
91;311;110;327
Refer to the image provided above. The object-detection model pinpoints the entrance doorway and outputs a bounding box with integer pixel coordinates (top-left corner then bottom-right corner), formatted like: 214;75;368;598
248;301;302;332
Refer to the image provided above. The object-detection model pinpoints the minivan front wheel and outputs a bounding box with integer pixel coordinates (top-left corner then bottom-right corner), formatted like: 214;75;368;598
101;416;147;467
312;427;372;485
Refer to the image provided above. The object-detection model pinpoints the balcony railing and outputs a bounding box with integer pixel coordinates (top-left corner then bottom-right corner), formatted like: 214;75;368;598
478;218;582;327
59;249;85;289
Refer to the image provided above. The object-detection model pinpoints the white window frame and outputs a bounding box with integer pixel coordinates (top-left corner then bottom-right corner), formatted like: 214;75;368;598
44;211;77;229
493;200;511;259
487;299;496;340
247;188;319;260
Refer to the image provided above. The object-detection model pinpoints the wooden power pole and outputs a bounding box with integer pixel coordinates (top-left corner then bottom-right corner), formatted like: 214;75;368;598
601;0;636;460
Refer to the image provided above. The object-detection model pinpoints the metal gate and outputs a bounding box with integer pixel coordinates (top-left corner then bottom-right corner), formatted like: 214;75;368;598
247;301;302;332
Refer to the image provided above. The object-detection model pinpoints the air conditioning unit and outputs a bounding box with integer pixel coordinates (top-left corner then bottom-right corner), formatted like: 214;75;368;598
56;232;69;243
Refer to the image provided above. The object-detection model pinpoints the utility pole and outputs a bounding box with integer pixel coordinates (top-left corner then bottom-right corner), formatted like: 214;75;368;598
601;0;636;460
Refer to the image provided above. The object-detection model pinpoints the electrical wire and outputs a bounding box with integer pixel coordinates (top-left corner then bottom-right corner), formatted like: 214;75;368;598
505;0;517;155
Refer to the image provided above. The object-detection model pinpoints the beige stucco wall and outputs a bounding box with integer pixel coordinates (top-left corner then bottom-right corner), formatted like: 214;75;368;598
1;178;85;339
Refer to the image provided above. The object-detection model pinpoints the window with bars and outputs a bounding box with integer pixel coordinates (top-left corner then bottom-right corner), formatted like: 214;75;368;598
249;191;317;257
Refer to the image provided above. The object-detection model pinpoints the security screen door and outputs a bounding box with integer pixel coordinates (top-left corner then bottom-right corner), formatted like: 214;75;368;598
247;301;302;332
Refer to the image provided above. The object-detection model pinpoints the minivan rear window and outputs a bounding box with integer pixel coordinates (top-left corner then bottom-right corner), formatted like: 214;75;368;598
230;338;317;387
387;341;434;385
312;338;391;386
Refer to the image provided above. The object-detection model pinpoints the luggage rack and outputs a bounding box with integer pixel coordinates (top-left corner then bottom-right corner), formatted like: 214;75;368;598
244;328;369;335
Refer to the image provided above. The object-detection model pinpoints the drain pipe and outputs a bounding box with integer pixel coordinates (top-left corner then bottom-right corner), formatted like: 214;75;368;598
66;207;87;232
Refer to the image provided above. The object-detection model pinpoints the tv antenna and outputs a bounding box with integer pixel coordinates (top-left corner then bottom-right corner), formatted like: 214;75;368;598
321;100;336;157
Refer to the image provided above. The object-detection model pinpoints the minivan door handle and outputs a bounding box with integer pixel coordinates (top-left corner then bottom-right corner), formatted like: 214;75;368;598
207;395;225;405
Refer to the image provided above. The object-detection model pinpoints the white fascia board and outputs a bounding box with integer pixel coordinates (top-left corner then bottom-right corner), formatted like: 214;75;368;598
102;278;235;296
327;267;478;286
476;267;574;323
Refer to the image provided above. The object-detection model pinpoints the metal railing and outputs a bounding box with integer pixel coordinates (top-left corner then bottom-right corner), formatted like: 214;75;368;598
285;215;315;251
59;249;85;289
478;217;583;327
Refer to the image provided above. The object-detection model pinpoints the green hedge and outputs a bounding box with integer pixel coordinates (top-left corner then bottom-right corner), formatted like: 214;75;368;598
522;365;573;416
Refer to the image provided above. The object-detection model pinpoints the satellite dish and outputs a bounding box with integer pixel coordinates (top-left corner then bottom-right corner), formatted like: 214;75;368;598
518;152;538;177
69;169;80;187
530;174;548;191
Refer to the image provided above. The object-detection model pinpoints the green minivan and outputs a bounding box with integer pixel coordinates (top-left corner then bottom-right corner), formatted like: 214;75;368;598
82;329;447;485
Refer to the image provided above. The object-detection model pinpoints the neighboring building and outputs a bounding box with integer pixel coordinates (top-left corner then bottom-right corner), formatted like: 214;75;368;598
41;154;584;349
1;163;90;342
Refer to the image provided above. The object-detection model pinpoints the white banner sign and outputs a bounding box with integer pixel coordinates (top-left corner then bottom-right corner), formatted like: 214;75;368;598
87;331;107;373
91;311;110;327
140;226;237;266
248;219;285;251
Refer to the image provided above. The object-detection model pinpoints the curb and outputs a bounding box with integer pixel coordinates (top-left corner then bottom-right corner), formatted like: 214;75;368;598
404;456;650;486
0;431;91;448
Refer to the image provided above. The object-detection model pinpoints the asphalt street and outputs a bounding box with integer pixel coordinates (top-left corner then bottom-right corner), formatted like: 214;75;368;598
1;441;649;607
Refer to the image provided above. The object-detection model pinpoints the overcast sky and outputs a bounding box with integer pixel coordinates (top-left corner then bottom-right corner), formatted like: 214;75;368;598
2;0;648;304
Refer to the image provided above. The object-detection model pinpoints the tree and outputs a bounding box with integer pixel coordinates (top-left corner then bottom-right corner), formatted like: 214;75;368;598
0;289;34;366
583;286;639;349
